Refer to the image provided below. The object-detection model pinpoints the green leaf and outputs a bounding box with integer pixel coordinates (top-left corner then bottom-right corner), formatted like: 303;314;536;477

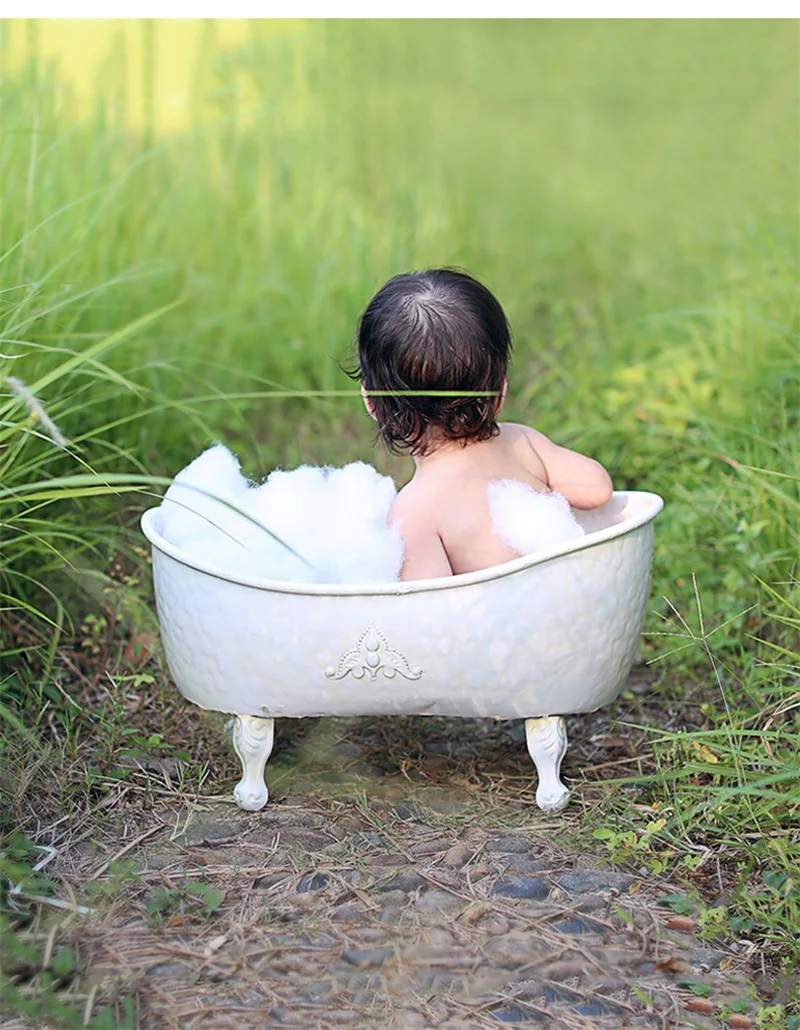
762;870;788;893
656;893;694;915
49;946;76;978
680;980;712;997
192;886;227;915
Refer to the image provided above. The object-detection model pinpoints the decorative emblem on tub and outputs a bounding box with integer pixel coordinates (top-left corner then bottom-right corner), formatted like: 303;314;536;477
325;624;423;682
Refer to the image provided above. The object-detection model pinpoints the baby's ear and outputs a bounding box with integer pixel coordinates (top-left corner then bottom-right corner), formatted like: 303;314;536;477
361;382;377;420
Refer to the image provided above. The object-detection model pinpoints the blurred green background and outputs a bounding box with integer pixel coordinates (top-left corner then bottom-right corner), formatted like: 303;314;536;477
2;18;796;615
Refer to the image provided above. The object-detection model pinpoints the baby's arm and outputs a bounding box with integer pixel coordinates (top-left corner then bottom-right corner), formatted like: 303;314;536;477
389;493;453;581
524;427;613;509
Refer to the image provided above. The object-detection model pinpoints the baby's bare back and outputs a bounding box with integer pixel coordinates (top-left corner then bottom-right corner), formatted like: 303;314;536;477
389;423;613;581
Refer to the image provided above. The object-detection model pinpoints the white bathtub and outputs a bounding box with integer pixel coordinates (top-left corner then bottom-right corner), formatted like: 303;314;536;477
141;491;663;814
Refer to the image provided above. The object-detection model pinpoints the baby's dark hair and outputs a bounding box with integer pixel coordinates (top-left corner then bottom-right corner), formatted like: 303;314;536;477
353;268;512;455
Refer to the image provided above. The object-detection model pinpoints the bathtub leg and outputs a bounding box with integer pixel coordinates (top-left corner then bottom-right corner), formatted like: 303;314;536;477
525;716;570;813
232;715;275;811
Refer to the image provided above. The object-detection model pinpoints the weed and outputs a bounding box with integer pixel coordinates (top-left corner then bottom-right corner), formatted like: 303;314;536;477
145;881;227;927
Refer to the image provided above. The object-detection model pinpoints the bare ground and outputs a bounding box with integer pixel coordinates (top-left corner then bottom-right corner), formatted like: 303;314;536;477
1;668;769;1029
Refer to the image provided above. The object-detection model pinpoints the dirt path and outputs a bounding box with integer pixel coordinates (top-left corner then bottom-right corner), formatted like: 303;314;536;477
2;678;761;1029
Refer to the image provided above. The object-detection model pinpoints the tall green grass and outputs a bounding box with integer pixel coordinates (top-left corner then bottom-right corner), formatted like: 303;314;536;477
2;19;795;595
1;17;798;1013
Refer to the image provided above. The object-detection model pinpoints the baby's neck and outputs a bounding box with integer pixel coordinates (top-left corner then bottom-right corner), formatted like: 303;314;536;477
411;436;487;475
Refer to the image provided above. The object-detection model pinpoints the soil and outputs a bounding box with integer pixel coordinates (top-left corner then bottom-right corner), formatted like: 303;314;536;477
1;668;765;1030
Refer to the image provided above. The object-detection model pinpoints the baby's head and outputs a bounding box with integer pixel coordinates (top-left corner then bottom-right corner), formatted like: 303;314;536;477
355;268;512;455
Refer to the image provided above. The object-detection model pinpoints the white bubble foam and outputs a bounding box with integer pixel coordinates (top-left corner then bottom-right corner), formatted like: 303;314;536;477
158;445;404;584
488;479;585;555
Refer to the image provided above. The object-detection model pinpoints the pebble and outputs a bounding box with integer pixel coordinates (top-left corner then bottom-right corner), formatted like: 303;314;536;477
145;962;189;977
442;844;471;868
485;836;533;854
252;872;288;891
426;800;471;816
173;813;247;847
304;981;333;996
551;916;604;936
691;946;727;970
393;1013;432;1029
504;721;528;743
331;903;364;923
574;998;624;1016
378;889;409;908
551;917;588;935
572;893;608;912
416;889;462;912
138;853;175;871
341;947;393;969
542;985;580;1003
392;802;426;822
492;876;550;900
410;837;451;857
297;872;329;893
369;853;405;869
415;969;462;990
351;830;384;849
491;1002;543;1023
378;906;403;925
501;855;543;875
421;740;451;755
342;972;371;991
482;915;511;936
380;870;428;893
557;869;637;893
346;927;389;943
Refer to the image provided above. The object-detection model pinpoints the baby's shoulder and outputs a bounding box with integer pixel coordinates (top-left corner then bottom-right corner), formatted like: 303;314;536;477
389;479;439;523
497;422;554;469
388;481;449;545
498;421;548;445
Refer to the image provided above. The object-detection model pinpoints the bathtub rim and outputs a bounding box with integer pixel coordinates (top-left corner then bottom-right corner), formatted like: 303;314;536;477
141;489;663;597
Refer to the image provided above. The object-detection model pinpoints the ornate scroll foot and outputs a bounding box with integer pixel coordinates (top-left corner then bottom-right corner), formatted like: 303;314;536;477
232;715;275;811
525;716;570;813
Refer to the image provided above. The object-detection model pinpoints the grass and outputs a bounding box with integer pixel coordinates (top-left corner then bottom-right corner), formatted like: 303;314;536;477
1;16;798;1024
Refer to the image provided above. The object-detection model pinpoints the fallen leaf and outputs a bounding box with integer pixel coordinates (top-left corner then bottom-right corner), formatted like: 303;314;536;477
685;999;715;1013
691;741;719;764
167;913;184;928
655;955;689;973
203;934;228;959
460;902;491;926
666;915;696;931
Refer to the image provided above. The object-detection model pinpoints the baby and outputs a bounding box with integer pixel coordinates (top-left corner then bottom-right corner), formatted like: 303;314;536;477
354;268;613;581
